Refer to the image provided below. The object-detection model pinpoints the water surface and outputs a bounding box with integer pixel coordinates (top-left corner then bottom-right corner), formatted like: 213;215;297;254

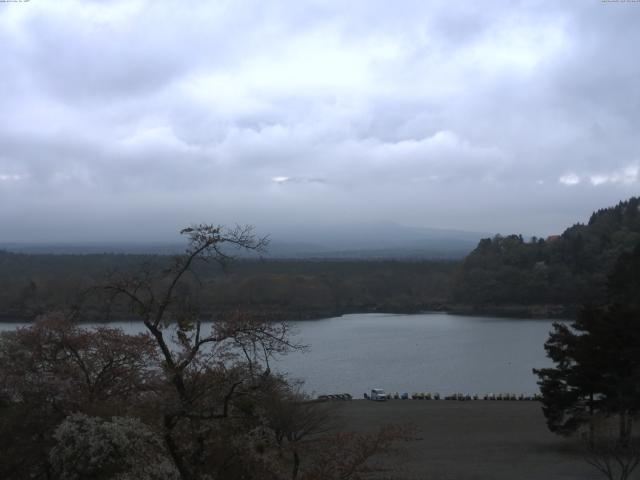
1;313;563;397
276;313;561;397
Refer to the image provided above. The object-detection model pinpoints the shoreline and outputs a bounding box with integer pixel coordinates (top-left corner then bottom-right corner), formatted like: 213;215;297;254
0;303;575;324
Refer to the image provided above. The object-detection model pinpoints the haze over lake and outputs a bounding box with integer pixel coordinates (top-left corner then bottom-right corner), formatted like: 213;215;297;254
1;313;561;397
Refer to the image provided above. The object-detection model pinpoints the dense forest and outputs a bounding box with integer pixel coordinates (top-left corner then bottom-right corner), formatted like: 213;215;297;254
452;196;640;315
1;196;639;321
0;253;455;321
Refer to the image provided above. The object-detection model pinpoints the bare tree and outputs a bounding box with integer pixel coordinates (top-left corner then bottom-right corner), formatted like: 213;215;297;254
584;428;640;480
262;383;338;479
101;224;307;479
585;443;640;480
300;425;418;480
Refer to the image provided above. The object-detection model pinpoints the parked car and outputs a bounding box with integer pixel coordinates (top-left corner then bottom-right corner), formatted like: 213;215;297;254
370;388;387;401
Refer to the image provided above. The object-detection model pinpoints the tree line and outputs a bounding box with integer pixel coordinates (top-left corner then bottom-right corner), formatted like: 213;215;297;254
0;251;455;322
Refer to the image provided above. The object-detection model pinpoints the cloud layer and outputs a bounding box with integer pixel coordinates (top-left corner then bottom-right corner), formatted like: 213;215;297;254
1;0;639;242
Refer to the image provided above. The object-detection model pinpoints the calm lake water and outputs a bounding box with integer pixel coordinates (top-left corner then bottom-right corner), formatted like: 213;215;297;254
0;313;563;397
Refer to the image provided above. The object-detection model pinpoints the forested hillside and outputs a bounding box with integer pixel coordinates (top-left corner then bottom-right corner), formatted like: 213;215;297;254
452;197;640;311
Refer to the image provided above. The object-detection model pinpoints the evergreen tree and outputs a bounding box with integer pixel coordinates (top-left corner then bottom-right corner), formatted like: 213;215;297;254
534;243;640;444
534;317;601;441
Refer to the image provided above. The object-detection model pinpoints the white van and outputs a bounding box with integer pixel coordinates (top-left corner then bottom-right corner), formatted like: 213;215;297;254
370;388;387;401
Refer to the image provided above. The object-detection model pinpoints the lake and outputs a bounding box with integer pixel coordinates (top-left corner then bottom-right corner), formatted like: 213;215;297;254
0;313;563;397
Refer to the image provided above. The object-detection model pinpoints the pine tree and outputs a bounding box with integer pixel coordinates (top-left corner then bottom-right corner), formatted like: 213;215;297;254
534;243;640;445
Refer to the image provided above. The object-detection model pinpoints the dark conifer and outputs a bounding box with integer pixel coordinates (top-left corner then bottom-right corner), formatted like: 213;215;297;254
534;244;640;445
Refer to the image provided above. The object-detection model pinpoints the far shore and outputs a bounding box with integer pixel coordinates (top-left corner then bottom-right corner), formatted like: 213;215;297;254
0;304;575;324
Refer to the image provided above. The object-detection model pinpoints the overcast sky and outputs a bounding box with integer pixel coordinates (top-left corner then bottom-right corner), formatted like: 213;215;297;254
1;0;639;243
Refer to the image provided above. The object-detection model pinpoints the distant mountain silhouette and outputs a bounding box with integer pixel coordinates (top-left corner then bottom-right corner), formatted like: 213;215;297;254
1;222;488;259
265;221;488;258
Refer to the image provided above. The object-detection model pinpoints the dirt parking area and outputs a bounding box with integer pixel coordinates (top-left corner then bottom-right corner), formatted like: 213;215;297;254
333;400;601;480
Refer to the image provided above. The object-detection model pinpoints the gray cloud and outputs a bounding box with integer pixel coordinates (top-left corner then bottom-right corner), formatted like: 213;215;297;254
1;0;639;242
